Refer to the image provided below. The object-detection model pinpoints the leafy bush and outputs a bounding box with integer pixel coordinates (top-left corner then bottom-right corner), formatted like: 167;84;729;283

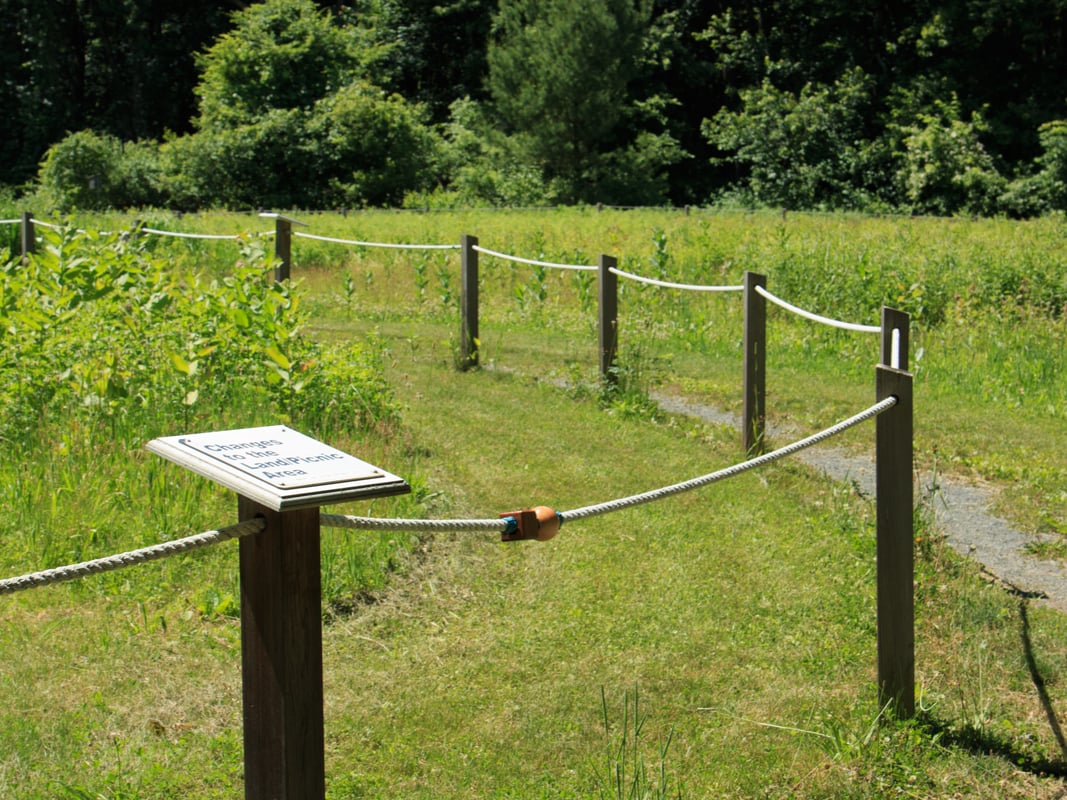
303;81;439;208
894;98;1006;217
434;98;555;207
160;110;306;210
1031;119;1067;212
37;131;166;211
0;223;398;446
703;68;875;211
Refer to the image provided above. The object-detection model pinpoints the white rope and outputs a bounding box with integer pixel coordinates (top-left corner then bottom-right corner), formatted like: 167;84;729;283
0;519;265;595
140;227;255;241
0;219;20;225
472;245;597;272
29;218;61;230
321;513;508;533
559;396;896;524
323;397;896;534
294;231;459;250
754;285;881;333
610;267;744;293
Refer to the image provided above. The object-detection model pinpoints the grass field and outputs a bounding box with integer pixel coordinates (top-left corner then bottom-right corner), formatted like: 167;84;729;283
1;208;1066;798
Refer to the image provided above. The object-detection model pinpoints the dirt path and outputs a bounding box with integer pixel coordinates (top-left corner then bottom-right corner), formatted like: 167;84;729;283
656;392;1067;614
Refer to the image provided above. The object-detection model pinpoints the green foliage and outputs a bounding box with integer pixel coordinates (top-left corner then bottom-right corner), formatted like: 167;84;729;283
302;81;439;207
0;222;398;445
1026;120;1067;213
193;0;364;131
894;98;1006;217
486;0;684;204
431;97;555;208
153;2;437;210
703;68;876;210
37;131;166;212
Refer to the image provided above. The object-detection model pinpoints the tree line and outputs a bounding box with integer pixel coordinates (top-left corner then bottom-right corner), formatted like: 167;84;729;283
5;0;1067;215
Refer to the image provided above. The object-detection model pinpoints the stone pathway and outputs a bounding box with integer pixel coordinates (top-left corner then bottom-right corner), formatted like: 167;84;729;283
655;392;1067;614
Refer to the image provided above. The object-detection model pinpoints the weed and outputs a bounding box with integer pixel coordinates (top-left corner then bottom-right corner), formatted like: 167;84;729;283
591;686;681;800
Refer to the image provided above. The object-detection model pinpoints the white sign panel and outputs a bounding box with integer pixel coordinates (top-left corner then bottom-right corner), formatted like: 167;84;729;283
147;425;409;510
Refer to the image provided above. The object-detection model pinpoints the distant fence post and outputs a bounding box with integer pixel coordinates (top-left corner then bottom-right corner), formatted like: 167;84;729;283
260;213;306;284
238;496;326;800
461;234;479;370
274;217;293;283
598;254;619;385
743;272;767;455
20;211;35;263
875;306;914;719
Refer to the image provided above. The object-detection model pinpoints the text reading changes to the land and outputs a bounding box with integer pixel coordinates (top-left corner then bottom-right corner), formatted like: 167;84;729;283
179;427;384;489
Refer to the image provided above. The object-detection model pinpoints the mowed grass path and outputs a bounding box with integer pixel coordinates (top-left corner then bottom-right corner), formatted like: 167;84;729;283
315;340;1067;798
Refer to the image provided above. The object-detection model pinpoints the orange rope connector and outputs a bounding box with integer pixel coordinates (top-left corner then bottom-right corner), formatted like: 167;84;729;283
499;506;560;542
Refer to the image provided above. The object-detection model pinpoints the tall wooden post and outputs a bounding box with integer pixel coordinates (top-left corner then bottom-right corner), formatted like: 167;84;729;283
20;211;35;264
743;272;767;455
598;254;619;385
460;234;479;370
238;497;325;800
876;307;914;719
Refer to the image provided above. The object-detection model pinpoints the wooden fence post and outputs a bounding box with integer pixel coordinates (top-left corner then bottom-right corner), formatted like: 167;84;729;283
876;307;914;719
743;272;767;455
461;234;479;370
598;254;619;385
273;217;293;284
238;497;326;800
20;211;35;264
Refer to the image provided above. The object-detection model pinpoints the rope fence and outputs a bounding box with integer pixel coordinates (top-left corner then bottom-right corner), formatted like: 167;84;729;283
140;226;257;241
609;265;744;292
1;396;897;596
294;230;459;250
0;518;265;596
754;284;881;333
472;244;598;271
9;211;897;456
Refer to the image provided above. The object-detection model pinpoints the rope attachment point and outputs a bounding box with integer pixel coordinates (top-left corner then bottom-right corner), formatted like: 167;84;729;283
500;506;561;542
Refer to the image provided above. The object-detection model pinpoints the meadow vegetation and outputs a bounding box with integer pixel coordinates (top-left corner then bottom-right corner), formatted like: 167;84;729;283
1;207;1066;797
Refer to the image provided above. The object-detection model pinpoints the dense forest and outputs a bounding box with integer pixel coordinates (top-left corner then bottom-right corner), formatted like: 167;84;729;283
3;0;1067;215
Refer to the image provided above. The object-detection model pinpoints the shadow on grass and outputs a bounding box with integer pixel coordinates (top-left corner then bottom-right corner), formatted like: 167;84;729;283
919;599;1067;779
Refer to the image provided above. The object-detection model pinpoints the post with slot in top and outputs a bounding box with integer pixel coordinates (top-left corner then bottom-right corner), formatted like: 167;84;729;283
598;254;619;385
238;497;325;800
875;306;914;718
743;271;767;455
461;234;479;370
20;211;34;264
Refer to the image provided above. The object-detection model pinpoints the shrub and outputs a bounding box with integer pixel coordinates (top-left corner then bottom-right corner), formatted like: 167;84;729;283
36;130;167;211
303;82;439;208
703;68;875;211
895;98;1006;216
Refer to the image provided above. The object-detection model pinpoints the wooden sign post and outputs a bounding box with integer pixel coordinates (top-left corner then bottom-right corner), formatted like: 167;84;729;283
147;426;409;799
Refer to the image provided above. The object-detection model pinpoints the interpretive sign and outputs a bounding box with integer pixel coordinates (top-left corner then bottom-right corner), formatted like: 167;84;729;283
147;425;409;510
